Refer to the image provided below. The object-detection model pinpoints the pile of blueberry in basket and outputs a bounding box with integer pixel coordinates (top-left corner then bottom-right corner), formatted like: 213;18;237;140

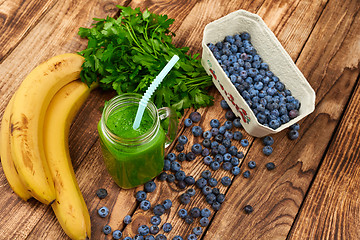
207;32;301;130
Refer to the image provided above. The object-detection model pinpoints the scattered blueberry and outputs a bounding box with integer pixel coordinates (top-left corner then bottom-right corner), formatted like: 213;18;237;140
175;171;186;181
144;181;156;193
166;174;175;183
243;170;250;178
134;235;144;240
150;215;161;225
200;217;210;227
248;161;256;169
240;139;249;147
113;230;123;239
179;193;191;205
212;201;221;211
98;206;109;218
178;208;188;218
189;112;201;123
206;193;216;204
185;216;194;224
201;170;211;179
263;136;274;146
155;234;167;240
202;186;212;195
102;225;111;235
210;161;220;171
187;234;197;240
124;214;132;224
153;204;166;216
176;144;184;152
290;123;300;131
124;237;133;240
178;152;187;162
178;135;188;145
220;100;230;109
263;146;273;156
193;226;203;236
157;172;168;181
186;152;196;161
145;235;155;240
170;161;181;172
186;188;196;197
266;162;276;170
173;236;184;240
210;119;220;128
163;199;172;210
140;200;151;211
216;194;225;203
138;225;150;236
184;118;193;127
208;178;218;187
196;178;207;189
232;166;241;176
167;153;177;161
162;223;172;233
190;207;201;218
191;143;202;155
221;176;232;186
288;129;299;140
192;125;203;137
244;205;254;214
225;110;236;121
96;188;108;199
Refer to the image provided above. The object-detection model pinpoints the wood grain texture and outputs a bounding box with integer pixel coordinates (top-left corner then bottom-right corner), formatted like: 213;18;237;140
0;0;58;62
206;0;360;239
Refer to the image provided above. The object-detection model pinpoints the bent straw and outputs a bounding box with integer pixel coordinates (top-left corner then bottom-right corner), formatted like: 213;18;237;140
133;55;180;130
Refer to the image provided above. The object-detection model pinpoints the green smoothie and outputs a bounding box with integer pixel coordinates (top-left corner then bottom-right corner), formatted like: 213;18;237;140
98;104;165;189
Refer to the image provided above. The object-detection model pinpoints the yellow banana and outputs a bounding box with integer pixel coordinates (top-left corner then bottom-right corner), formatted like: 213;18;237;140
10;53;84;205
0;93;32;201
44;80;95;240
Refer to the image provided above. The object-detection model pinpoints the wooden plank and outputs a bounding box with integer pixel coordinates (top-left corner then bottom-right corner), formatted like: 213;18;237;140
206;0;360;239
0;0;58;62
0;0;125;239
288;15;360;240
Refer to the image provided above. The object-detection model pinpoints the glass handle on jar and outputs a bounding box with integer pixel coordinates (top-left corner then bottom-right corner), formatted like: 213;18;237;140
158;107;178;148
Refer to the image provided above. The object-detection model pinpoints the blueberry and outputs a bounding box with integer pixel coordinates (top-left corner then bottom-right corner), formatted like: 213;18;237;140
202;130;212;139
113;230;123;239
269;119;280;129
184;176;195;186
199;208;211;218
173;236;184;240
167;153;177;161
248;161;256;169
176;144;184;152
153;204;166;216
150;225;160;234
202;186;212;195
193;226;203;236
186;188;196;197
225;111;236;121
241;32;250;40
163;160;171;171
191;126;203;137
175;170;186;181
178;135;188;145
289;109;299;119
263;136;274;146
221;176;232;186
237;151;244;159
290;123;300;131
134;236;145;240
202;139;211;148
228;145;238;156
178;152;186;162
215;154;223;163
212;188;220;196
178;208;188;218
201;170;211;179
232;166;241;175
202;148;210;156
177;180;187;190
163;199;172;210
98;206;109;218
218;144;227;155
150;215;161;225
196;178;207;189
191;143;202;155
233;118;242;128
185;216;194;224
203;156;213;165
223;162;232;171
211;141;219;149
220;99;230;109
124;214;132;224
231;157;239;166
263;146;273;156
200;217;210;227
212;201;221;211
155;234;167;240
167;174;175;182
288;129;299;140
157;172;167;181
189;207;201;218
240;139;249;147
214;134;223;143
187;234;197;240
208;178;218;187
162;223;172;233
218;126;226;135
179;193;191;205
210;127;219;136
96;188;108;199
244;205;253;214
138;225;150;236
189;112;201;123
124;237;133;240
266;162;276;170
210;119;220;128
243;170;250;178
186;152;196;161
140;200;151;211
170;161;181;172
184;118;193;127
233;131;243;140
216;194;225;203
144;181;156;193
210;161;220;171
102;225;111;235
206;193;217;204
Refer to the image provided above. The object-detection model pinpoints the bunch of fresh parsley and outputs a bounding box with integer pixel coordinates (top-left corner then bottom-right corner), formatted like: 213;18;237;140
78;5;213;116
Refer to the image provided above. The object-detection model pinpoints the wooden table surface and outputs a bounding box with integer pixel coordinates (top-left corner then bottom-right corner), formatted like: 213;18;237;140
0;0;359;239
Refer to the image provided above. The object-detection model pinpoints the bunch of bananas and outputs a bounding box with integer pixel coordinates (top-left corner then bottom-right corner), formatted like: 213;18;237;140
0;53;94;239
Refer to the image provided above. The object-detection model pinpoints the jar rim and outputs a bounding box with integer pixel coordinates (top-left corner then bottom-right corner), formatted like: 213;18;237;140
100;93;159;146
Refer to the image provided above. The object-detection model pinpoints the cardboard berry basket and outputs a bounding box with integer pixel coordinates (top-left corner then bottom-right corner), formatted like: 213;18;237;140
201;9;316;138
